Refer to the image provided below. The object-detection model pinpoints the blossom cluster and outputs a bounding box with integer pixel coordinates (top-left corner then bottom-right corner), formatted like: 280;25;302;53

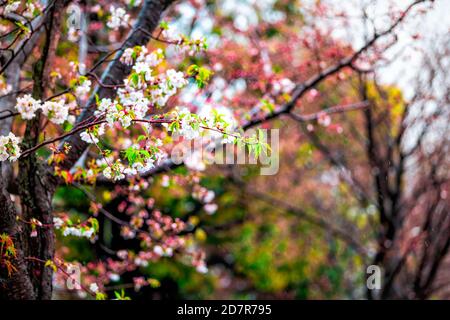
80;124;105;144
0;132;21;162
122;141;164;176
122;47;187;106
4;1;20;15
102;160;126;181
160;23;208;55
193;185;218;215
53;216;99;240
107;6;130;30
84;101;261;180
14;94;75;125
15;94;41;120
271;78;296;95
188;248;208;274
74;77;92;97
41;100;70;125
83;47;186;136
114;202;195;269
3;1;41;18
78;46;213;180
166;106;237;142
51;181;214;297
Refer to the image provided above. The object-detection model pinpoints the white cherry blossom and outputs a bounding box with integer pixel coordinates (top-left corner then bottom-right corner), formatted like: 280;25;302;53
120;48;135;66
75;79;92;96
107;7;130;30
102;161;126;181
15;94;41;120
166;69;188;88
4;1;20;15
133;61;153;81
0;132;21;162
23;2;37;19
41;100;69;125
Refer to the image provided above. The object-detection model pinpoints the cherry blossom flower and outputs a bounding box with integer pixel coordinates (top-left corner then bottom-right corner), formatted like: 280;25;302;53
117;250;128;260
133;277;147;291
133;157;156;173
23;2;39;19
103;161;126;181
317;112;331;127
134;257;148;267
173;107;202;140
4;1;20;15
162;25;182;42
53;217;64;229
203;190;215;203
133;61;153;81
107;7;130;30
41;100;69;125
307;88;320;101
272;78;295;94
62;226;96;239
95;98;114;115
196;264;208;274
109;273;120;282
144;48;164;67
15;94;41;120
75;79;92;96
166;69;188;88
80;132;98;144
204;203;218;215
153;245;164;256
120;48;135;66
67;115;76;125
80;124;105;144
0;132;21;162
89;283;99;293
161;175;170;187
197;103;238;141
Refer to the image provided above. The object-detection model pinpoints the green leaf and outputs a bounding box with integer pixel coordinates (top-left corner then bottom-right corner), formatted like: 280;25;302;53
15;21;30;34
186;64;199;76
130;73;140;87
159;21;169;30
137;135;147;142
96;292;107;300
260;99;275;113
89;217;99;232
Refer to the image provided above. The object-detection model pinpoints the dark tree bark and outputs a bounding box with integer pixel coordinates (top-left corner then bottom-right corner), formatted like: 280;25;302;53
0;168;35;300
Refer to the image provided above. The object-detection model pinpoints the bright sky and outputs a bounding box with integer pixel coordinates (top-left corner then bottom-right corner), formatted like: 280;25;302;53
178;0;450;99
324;0;450;99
